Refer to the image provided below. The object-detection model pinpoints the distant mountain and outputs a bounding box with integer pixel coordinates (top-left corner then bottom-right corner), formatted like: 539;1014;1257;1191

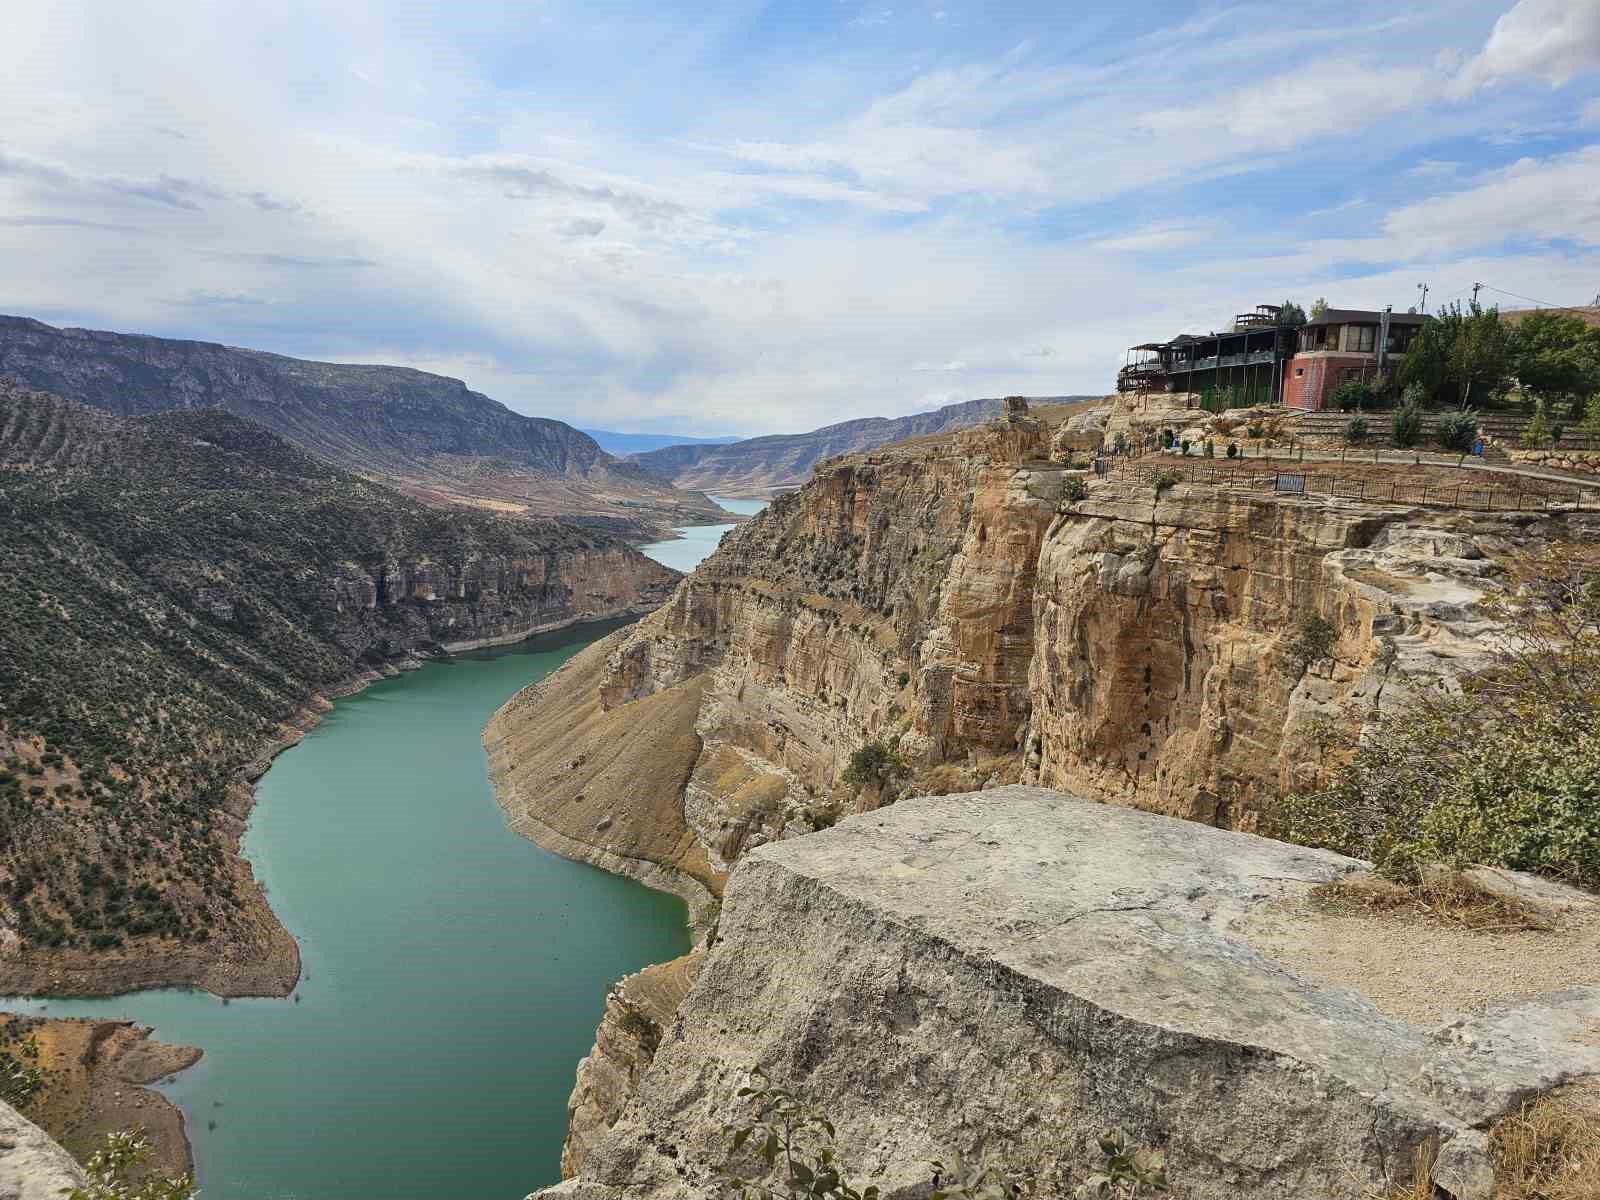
0;380;677;996
630;396;1097;496
580;429;736;456
0;315;727;541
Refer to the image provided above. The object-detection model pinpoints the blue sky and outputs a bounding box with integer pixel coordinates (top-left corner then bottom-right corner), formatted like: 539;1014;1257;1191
3;0;1599;435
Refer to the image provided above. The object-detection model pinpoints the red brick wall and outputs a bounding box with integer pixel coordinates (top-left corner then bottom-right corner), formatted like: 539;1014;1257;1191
1283;355;1370;411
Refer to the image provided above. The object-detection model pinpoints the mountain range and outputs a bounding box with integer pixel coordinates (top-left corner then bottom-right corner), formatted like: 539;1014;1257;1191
628;395;1098;495
0;316;727;541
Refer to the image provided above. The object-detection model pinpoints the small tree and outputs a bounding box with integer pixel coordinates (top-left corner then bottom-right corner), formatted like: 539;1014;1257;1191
1310;297;1329;320
1448;302;1509;409
1277;300;1307;328
1437;407;1479;452
67;1131;197;1200
1585;392;1600;439
842;741;909;790
1345;415;1368;443
1331;379;1375;412
1226;442;1239;459
1521;399;1553;449
1062;477;1089;503
1392;402;1423;449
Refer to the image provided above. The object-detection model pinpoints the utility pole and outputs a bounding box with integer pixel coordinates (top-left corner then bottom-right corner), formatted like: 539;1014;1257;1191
1471;282;1483;305
1417;282;1429;314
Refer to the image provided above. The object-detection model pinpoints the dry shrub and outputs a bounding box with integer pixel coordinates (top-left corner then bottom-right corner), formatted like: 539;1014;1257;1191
1490;1083;1600;1200
1365;1139;1436;1200
1312;871;1555;933
910;754;1023;798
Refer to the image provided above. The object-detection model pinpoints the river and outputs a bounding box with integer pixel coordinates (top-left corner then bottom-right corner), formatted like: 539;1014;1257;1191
4;495;764;1200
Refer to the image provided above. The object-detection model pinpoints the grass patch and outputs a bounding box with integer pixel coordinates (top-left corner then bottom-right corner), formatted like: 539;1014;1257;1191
1490;1083;1600;1200
1311;871;1556;934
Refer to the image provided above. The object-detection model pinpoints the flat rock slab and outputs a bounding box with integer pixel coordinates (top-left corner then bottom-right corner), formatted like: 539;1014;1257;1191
561;788;1600;1200
0;1100;86;1200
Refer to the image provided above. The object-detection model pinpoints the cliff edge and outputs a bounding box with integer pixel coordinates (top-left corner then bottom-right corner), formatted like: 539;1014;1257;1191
541;789;1600;1200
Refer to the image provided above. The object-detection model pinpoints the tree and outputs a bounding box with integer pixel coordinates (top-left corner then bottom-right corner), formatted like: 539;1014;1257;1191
1309;298;1329;320
1277;300;1307;327
1399;309;1457;404
1447;302;1510;409
842;741;909;790
1392;400;1423;449
1521;399;1553;449
1507;311;1600;417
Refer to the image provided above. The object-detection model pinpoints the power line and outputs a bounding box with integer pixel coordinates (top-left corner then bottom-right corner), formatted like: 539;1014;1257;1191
1480;283;1570;310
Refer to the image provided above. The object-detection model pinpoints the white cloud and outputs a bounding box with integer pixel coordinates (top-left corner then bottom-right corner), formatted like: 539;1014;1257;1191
1091;224;1210;253
1406;159;1461;178
1455;0;1600;91
1382;145;1600;253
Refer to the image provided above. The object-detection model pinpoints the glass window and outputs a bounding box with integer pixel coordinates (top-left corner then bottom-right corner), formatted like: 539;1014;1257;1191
1348;325;1376;353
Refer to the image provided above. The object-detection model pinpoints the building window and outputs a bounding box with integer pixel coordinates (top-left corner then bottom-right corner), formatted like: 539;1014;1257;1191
1295;367;1304;377
1348;325;1376;353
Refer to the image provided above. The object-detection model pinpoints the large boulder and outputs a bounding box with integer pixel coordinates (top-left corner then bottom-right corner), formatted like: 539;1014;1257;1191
551;788;1600;1200
0;1100;87;1200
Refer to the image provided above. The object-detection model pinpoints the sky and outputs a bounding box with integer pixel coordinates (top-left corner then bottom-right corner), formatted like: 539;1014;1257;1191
3;0;1599;437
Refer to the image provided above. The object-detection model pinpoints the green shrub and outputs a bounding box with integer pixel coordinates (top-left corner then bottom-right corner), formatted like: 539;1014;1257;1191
1063;477;1089;503
1391;403;1423;449
1332;379;1376;412
1202;439;1214;458
1246;421;1265;439
1226;442;1238;459
842;741;909;790
1521;400;1553;448
67;1131;197;1200
1437;408;1479;451
1271;551;1600;889
1151;469;1181;495
1159;429;1175;449
1345;415;1368;443
1286;613;1336;672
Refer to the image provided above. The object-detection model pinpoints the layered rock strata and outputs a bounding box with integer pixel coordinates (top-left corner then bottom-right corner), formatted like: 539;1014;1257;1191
540;789;1600;1200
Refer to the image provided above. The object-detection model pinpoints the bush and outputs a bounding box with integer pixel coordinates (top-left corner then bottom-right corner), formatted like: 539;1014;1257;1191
1345;415;1368;443
1062;477;1089;503
1202;439;1214;458
1521;400;1553;448
1151;469;1181;494
1110;431;1130;454
1286;613;1336;672
67;1131;197;1200
1179;439;1191;456
1392;403;1423;449
1246;421;1265;439
1159;429;1175;449
1437;407;1479;452
1270;549;1600;888
842;741;909;790
1226;442;1238;459
1332;379;1376;412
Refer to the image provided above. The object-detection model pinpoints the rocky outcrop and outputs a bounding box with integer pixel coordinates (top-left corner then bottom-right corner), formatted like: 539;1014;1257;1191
487;400;1597;1171
563;951;705;1179
0;1100;87;1199
539;790;1600;1200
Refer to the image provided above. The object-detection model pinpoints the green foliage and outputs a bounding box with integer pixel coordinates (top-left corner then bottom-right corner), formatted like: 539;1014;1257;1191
1276;300;1307;328
1391;402;1424;449
1309;298;1329;319
1448;302;1511;408
1272;551;1600;888
1506;310;1600;412
1521;399;1553;448
1332;380;1376;412
1179;439;1191;455
1245;421;1264;439
1344;415;1368;444
1062;477;1089;503
66;1130;197;1200
1436;407;1480;452
1109;432;1130;455
1226;442;1239;459
841;741;909;790
1077;1128;1171;1198
1159;429;1174;450
1286;613;1337;672
1587;392;1600;438
1151;469;1181;495
0;1050;43;1110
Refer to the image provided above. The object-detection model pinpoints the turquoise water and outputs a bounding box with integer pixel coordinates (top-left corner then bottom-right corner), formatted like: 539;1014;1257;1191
4;620;691;1200
638;494;767;572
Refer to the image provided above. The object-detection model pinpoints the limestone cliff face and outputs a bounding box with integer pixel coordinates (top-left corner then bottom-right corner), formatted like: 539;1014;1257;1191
0;1100;86;1200
486;404;1594;1175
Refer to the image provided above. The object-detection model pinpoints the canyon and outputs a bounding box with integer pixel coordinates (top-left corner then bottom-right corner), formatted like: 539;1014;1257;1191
0;315;728;542
485;395;1600;1197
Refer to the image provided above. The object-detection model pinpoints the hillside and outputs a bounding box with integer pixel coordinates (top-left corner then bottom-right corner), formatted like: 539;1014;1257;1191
628;395;1096;496
0;315;728;541
579;429;735;456
0;381;678;997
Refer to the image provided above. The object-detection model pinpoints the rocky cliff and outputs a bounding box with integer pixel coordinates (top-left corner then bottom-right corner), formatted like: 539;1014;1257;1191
485;397;1597;1182
536;790;1600;1200
0;1100;87;1200
0;314;728;540
628;395;1099;498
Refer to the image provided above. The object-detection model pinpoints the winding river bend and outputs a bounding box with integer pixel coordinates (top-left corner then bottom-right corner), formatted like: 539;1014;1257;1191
5;497;763;1200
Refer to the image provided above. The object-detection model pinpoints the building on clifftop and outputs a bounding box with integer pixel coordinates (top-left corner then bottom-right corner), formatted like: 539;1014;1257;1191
1281;307;1426;411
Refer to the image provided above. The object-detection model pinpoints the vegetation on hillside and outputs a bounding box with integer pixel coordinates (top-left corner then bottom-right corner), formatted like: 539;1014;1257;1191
1272;547;1600;890
0;383;639;959
1401;302;1600;418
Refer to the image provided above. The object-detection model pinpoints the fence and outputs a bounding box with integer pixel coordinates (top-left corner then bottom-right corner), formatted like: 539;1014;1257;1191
1102;459;1597;513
